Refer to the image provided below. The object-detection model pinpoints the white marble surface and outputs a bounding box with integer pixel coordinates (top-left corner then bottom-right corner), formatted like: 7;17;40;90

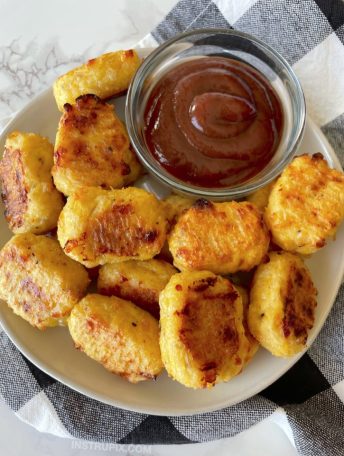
0;0;298;454
0;0;176;127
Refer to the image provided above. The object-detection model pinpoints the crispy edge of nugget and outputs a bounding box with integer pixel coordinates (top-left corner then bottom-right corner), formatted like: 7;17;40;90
68;294;163;382
53;50;141;111
52;94;141;196
168;199;270;274
234;285;259;364
265;153;344;255
248;251;317;357
98;259;177;319
0;131;64;233
0;233;90;329
159;194;195;262
159;271;248;389
57;186;168;267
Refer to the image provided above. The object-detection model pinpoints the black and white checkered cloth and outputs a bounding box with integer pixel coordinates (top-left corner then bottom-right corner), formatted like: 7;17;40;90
1;0;344;454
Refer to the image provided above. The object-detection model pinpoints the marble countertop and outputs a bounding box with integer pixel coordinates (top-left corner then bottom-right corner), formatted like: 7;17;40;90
0;0;298;454
0;0;176;127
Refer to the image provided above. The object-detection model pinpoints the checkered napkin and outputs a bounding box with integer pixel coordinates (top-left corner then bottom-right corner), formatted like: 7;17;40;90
1;0;344;454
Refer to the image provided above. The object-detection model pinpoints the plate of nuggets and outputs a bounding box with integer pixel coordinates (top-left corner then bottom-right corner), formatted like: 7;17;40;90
0;47;344;415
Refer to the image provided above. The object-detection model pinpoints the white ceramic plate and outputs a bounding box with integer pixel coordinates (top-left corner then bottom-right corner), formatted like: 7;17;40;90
0;65;343;416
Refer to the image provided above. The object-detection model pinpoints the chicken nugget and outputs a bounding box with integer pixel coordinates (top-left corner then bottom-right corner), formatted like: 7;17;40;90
248;252;317;357
0;132;64;233
169;199;269;274
58;186;167;267
235;285;259;364
159;271;248;389
52;95;141;196
0;233;89;329
98;259;177;319
265;154;344;254
53;49;141;111
68;294;163;383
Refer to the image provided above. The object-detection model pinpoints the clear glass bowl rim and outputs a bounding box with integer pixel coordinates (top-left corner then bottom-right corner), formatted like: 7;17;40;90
126;28;306;199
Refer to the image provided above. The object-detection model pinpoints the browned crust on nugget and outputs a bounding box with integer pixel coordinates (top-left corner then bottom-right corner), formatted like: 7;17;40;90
159;271;249;388
97;259;176;319
68;294;163;382
177;276;241;386
64;203;158;258
0;234;90;329
0;147;28;230
100;283;158;319
53;95;141;195
58;187;167;267
265;153;344;254
55;94;127;168
169;200;269;274
281;261;317;342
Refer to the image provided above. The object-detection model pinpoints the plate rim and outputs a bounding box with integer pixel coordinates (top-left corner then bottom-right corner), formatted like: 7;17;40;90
0;88;343;416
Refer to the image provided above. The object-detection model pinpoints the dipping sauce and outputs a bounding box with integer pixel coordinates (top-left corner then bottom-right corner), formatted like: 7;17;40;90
143;57;283;188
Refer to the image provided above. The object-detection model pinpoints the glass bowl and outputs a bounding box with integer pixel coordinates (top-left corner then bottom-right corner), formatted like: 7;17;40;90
126;29;306;200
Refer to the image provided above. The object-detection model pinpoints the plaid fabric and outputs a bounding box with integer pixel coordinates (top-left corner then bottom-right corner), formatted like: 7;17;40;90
1;0;344;454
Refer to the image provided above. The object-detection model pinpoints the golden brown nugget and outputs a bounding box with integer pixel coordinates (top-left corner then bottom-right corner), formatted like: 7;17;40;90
52;95;141;196
169;199;270;274
159;271;248;389
235;285;259;364
246;179;277;211
248;252;317;357
0;233;90;329
58;186;168;267
98;259;177;319
68;294;163;383
0;132;64;233
53;49;141;111
265;154;344;255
